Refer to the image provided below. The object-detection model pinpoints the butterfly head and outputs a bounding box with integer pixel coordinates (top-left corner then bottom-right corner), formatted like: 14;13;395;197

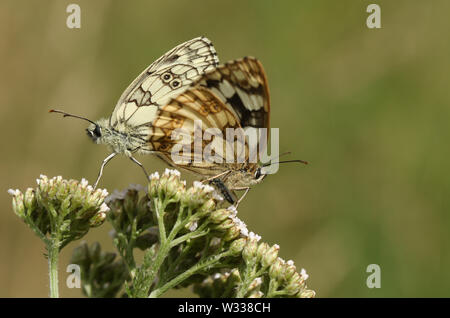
253;166;267;183
86;122;102;143
85;118;112;145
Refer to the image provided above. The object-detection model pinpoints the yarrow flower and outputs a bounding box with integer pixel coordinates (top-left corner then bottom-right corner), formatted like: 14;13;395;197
8;175;112;298
300;268;309;281
8;175;110;248
9;170;315;298
148;168;187;202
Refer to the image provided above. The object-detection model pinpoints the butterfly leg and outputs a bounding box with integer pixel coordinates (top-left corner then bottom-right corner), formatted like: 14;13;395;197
130;156;150;180
233;187;251;208
201;170;232;184
94;152;117;189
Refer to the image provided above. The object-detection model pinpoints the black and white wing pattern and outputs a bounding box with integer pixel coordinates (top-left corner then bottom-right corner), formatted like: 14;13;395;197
197;56;270;167
197;56;270;131
110;37;219;127
142;57;270;175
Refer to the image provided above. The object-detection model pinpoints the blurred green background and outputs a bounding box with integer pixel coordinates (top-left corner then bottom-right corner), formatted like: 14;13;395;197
1;0;450;297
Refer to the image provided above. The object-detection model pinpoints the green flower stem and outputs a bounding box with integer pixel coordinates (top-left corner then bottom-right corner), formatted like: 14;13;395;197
142;198;213;297
140;198;173;296
148;250;233;298
47;238;60;298
155;199;168;244
47;203;62;298
142;238;171;296
169;224;210;247
266;279;279;298
16;201;62;298
109;216;137;279
125;218;138;278
164;239;195;278
236;259;258;298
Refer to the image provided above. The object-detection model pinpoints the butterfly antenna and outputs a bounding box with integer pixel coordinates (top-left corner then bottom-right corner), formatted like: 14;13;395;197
262;159;308;167
49;109;97;126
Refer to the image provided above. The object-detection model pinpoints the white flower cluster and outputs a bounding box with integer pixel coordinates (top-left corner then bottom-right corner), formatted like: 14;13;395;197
7;189;21;196
149;171;160;180
8;174;111;234
226;205;261;241
277;257;309;282
163;168;181;177
193;181;215;193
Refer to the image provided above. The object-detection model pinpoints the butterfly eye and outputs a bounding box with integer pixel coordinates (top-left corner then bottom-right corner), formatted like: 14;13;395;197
254;168;266;181
161;72;173;83
170;79;181;89
86;124;101;142
93;125;102;138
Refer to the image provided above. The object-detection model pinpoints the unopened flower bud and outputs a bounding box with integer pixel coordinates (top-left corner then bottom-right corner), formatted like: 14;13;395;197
269;258;284;280
213;218;235;231
229;238;247;255
209;209;230;224
163;169;184;200
242;238;258;262
298;289;315;298
284;262;297;281
181;181;214;209
89;211;107;227
300;268;309;283
186;220;198;232
223;225;240;242
256;242;270;261
8;189;25;217
261;244;279;268
284;272;303;295
199;198;216;213
24;188;36;211
248;277;262;290
148;172;160;197
284;281;301;295
248;290;264;298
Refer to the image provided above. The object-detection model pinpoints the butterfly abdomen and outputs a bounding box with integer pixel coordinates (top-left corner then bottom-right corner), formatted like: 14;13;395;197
209;178;237;204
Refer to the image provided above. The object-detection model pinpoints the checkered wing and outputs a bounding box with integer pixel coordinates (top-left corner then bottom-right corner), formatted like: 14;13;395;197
110;37;219;128
140;57;270;177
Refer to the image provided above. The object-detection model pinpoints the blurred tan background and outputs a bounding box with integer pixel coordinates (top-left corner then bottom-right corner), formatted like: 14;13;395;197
1;0;450;297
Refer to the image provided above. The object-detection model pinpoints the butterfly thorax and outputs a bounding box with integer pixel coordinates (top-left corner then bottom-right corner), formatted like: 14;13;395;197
87;118;143;157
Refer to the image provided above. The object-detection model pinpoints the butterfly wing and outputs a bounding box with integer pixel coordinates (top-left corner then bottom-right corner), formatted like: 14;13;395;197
198;57;270;167
142;86;245;176
110;37;219;128
198;56;270;131
141;57;270;176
